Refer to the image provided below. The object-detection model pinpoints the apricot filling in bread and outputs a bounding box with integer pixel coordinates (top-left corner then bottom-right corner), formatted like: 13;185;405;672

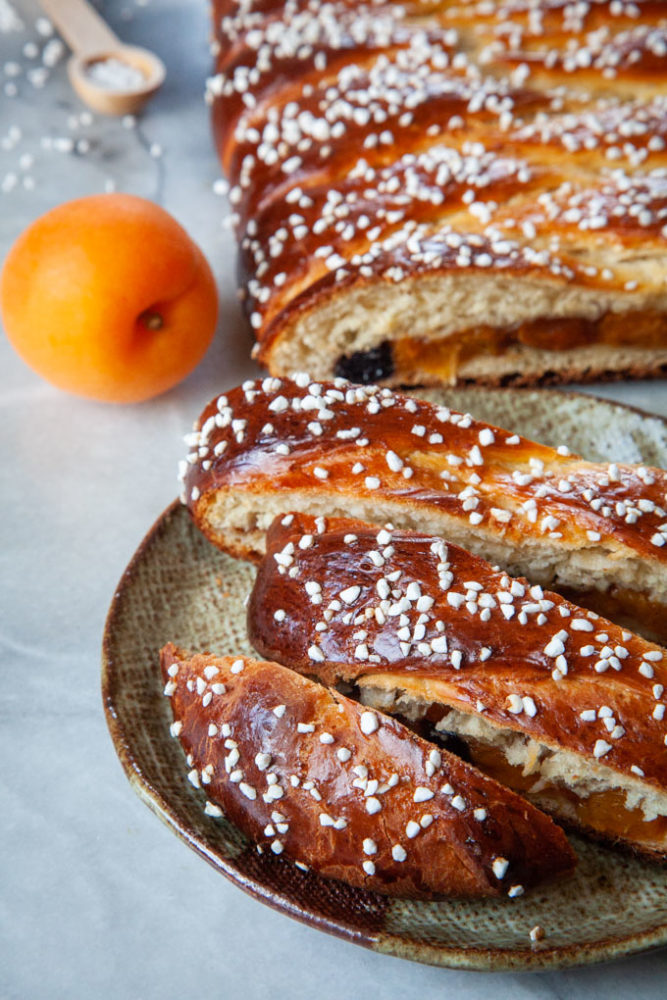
181;377;667;643
247;512;667;861
358;680;667;858
335;311;667;386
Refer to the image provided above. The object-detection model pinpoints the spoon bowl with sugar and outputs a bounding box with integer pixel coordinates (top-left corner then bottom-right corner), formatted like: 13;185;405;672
40;0;165;116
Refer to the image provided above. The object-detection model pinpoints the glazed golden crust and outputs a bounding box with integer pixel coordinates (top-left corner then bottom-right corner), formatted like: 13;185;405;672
161;643;576;897
180;377;667;610
207;0;667;385
248;513;667;792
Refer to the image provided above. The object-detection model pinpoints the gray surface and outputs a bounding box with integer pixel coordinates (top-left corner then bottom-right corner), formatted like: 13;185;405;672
1;1;666;997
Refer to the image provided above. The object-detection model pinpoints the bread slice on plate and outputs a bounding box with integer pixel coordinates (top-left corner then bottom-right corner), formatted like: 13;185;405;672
161;643;575;898
180;376;667;642
247;513;667;861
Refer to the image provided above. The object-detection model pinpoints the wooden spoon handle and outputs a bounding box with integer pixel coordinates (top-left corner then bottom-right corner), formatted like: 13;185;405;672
40;0;120;58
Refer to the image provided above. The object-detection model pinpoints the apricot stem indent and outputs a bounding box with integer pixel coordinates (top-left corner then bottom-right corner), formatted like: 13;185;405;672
140;310;164;330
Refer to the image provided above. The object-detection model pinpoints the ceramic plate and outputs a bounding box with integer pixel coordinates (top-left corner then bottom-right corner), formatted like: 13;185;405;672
102;386;667;972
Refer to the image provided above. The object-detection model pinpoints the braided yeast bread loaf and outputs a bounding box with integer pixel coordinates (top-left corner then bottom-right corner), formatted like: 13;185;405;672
208;0;667;386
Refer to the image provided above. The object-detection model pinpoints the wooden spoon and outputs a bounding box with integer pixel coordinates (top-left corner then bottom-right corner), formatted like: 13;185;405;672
39;0;165;115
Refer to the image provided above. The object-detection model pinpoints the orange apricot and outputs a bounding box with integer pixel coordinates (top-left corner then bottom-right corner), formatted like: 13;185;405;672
0;193;219;403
